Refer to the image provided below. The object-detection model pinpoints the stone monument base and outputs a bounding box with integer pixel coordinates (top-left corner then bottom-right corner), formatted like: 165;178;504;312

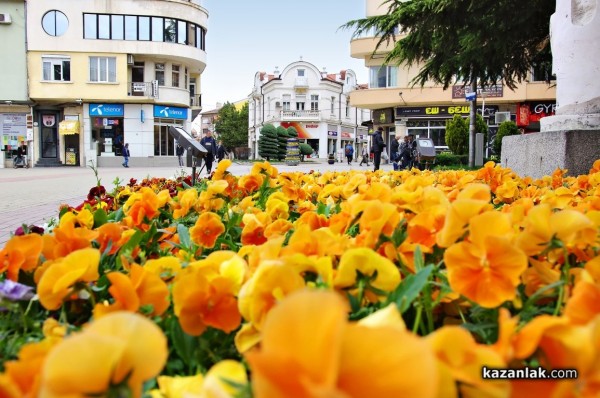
501;130;600;179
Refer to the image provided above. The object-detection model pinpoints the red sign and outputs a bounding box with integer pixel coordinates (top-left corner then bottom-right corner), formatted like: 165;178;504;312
517;102;556;126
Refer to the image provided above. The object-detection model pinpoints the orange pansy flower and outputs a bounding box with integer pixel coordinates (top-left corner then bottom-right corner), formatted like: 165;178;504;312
189;212;225;248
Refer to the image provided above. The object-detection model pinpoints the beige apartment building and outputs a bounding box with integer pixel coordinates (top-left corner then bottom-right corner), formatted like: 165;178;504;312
349;0;556;154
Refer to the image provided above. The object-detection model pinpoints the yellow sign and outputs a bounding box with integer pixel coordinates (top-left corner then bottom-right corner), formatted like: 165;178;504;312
59;120;80;135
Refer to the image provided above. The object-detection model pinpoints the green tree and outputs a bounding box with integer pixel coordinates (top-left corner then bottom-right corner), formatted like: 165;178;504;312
299;143;314;162
286;126;298;138
494;121;520;156
258;124;279;161
342;0;553;167
276;126;289;161
445;115;469;155
214;102;249;150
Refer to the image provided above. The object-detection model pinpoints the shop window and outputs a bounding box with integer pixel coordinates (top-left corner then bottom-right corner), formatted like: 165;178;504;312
42;56;71;82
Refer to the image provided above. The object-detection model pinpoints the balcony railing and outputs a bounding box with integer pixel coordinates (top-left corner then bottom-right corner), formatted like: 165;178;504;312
294;77;309;88
280;110;321;121
127;81;158;98
190;94;202;107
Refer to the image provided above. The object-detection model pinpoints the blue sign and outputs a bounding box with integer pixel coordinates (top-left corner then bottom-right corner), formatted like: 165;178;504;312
89;103;124;117
154;105;188;120
465;92;477;102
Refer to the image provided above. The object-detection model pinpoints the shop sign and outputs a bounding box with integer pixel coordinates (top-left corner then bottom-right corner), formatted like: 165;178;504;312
396;105;499;118
341;131;353;139
327;130;338;137
89;104;124;117
305;123;319;128
517;102;556;126
452;84;503;99
154;105;188;120
373;108;394;124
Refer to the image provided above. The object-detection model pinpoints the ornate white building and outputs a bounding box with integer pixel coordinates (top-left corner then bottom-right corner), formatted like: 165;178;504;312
248;60;370;160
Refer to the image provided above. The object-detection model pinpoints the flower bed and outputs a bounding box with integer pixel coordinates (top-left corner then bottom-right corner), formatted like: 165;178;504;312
1;159;600;397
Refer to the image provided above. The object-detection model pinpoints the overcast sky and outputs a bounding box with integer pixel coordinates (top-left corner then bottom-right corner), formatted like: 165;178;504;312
200;0;369;112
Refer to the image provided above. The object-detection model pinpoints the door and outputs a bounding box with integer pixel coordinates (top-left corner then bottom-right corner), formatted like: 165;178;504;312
40;113;58;158
132;61;145;96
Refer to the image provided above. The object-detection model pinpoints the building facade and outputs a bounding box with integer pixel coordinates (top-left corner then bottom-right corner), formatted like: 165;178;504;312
26;0;207;167
248;60;370;160
0;0;32;168
349;0;557;156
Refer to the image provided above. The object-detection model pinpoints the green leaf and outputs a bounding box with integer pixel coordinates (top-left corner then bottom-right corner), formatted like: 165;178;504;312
93;208;109;228
107;207;124;222
413;245;424;271
390;264;434;313
177;223;192;249
168;317;197;367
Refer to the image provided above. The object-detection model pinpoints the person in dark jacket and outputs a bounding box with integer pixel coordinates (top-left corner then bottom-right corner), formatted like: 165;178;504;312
372;127;386;171
122;143;130;168
216;140;226;162
199;131;217;175
176;143;185;167
390;135;400;171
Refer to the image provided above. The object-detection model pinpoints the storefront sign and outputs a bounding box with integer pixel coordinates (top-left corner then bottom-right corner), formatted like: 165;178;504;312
305;123;319;129
154;105;188;120
1;113;27;150
451;84;504;99
89;104;124;117
327;130;338;137
396;105;499;118
517;102;556;126
373;108;394;124
341;131;354;139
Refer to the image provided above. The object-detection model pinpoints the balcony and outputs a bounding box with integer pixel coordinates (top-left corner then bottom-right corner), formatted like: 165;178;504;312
281;110;321;121
190;94;202;108
128;82;157;98
294;77;309;88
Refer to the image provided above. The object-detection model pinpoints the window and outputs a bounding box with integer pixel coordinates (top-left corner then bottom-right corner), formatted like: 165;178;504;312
282;94;291;111
139;16;150;41
297;69;305;77
310;95;319;111
296;102;305;111
331;96;335;114
89;57;116;82
42;10;68;36
369;66;398;88
345;96;350;117
184;67;188;89
172;65;180;88
188;24;196;47
152;17;163;41
177;20;187;44
164;19;176;42
125;16;137;40
42;57;71;82
84;14;96;39
155;63;165;86
98;14;110;39
531;62;555;82
111;15;124;40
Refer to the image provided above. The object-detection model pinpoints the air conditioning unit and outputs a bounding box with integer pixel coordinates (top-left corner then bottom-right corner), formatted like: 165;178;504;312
0;13;12;24
127;54;135;65
275;101;281;108
495;112;511;124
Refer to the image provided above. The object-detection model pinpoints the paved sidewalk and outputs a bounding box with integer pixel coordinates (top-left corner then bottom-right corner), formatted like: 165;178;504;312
0;159;392;246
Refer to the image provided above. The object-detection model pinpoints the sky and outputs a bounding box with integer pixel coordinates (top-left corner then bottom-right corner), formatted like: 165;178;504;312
199;0;369;112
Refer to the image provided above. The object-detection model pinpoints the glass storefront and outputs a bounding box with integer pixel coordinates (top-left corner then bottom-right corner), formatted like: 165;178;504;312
92;117;124;156
407;120;448;149
154;118;183;156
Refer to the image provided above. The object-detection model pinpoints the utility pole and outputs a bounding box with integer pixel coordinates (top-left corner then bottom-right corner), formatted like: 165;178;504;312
468;79;477;168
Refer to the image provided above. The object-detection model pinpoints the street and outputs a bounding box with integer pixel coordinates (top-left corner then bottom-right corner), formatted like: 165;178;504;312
0;158;391;246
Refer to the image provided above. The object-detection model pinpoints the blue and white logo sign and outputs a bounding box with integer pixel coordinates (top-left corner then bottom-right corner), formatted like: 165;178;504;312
154;105;188;120
89;104;124;117
465;92;477;102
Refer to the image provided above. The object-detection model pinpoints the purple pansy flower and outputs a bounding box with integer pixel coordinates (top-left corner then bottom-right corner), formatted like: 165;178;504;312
0;279;35;301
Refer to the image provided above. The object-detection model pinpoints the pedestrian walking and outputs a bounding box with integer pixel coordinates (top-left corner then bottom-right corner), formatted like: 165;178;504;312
371;127;386;171
122;143;130;168
344;143;354;165
216;140;226;162
176;143;185;167
359;144;369;166
199;131;217;175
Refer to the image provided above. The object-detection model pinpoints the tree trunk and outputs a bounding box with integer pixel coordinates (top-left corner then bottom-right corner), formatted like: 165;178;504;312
468;79;477;168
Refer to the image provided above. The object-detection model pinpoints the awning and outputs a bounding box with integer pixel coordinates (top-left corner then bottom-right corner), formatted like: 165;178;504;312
59;120;80;135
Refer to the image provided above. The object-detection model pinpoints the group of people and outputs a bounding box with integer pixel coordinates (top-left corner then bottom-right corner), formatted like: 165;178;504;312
370;127;418;171
176;131;227;175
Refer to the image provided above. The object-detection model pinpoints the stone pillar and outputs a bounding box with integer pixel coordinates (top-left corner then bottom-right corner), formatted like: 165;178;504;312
541;0;600;131
502;0;600;178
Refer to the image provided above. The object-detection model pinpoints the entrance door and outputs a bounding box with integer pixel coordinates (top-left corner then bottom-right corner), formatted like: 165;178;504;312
40;113;58;158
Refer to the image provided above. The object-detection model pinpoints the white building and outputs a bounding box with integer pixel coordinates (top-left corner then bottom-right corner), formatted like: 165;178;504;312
248;60;370;160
